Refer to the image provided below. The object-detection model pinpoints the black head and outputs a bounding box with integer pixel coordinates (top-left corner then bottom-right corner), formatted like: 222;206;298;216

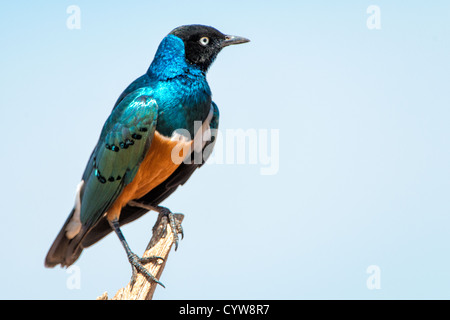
169;24;249;72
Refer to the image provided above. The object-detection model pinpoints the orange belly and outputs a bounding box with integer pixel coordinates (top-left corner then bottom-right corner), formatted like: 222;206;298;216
106;131;192;221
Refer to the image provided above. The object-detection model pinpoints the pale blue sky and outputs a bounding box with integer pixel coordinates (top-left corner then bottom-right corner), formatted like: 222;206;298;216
0;1;449;299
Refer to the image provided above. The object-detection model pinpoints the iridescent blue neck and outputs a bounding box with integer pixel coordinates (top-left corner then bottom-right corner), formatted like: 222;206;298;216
147;35;204;81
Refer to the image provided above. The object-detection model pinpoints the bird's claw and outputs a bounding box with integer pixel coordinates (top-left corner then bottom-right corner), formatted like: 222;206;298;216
176;221;184;240
157;207;184;250
127;201;184;250
128;252;165;288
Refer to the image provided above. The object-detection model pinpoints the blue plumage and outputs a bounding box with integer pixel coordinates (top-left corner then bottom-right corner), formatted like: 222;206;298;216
119;34;212;137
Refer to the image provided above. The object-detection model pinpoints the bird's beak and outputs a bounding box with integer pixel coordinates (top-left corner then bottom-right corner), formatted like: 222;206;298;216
221;35;250;47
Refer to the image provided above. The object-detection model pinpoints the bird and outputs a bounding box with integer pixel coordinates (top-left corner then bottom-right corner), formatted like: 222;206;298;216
45;24;249;286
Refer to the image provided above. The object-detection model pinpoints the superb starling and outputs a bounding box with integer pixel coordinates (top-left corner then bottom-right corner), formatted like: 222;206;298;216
45;25;249;286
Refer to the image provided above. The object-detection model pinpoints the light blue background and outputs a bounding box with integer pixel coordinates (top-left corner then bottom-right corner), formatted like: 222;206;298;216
1;1;449;299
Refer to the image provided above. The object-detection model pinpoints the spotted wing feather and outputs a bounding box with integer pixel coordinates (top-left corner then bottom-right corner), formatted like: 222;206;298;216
79;88;158;228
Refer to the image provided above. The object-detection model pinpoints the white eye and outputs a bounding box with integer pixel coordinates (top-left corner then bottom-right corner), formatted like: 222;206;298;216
199;37;209;46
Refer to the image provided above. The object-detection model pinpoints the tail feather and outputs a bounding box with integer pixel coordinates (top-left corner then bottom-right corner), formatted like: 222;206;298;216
45;209;85;268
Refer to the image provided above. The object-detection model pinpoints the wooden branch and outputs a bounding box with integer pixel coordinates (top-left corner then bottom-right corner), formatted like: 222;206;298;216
97;212;184;300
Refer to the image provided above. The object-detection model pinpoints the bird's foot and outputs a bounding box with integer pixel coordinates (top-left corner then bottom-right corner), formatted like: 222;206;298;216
128;201;184;250
109;218;165;288
127;252;165;288
157;206;184;251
